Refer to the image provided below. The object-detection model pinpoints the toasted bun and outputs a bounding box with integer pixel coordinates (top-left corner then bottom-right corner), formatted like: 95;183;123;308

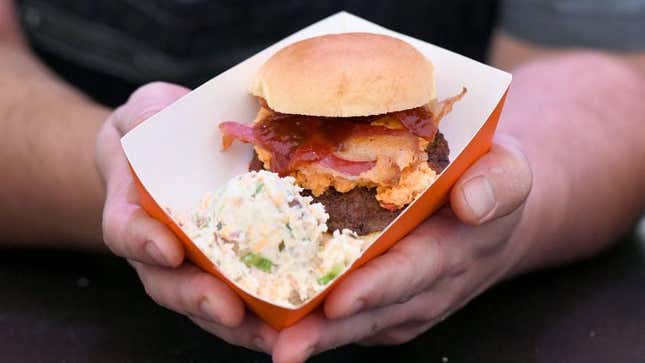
250;33;435;117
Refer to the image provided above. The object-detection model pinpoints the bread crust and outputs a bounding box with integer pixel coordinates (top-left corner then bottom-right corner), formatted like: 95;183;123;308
250;33;435;117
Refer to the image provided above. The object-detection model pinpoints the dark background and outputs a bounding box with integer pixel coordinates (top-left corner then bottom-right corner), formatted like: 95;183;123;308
17;0;497;107
4;1;645;362
2;232;644;363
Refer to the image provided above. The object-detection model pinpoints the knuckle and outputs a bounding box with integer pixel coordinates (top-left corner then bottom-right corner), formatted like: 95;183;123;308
139;272;176;312
423;304;444;322
424;236;447;281
147;290;172;312
368;319;381;336
143;281;165;307
190;273;215;293
407;293;441;322
388;249;423;299
415;303;443;323
115;82;187;133
495;136;533;200
389;234;447;299
395;293;415;305
108;208;153;262
110;105;139;133
385;330;418;345
182;273;213;310
101;210;121;253
123;107;162;131
122;213;146;258
446;253;468;278
355;264;388;308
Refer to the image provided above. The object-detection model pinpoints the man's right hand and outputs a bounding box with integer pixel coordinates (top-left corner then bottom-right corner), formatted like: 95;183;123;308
95;82;278;353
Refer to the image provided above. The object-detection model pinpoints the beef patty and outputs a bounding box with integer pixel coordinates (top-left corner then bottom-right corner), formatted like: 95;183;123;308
249;132;449;234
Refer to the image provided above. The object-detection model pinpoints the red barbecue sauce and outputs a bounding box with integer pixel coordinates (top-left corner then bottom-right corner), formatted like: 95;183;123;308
392;107;438;141
220;106;436;176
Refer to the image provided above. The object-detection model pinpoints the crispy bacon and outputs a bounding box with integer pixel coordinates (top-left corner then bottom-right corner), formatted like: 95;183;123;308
219;117;381;176
392;107;438;141
430;87;468;126
392;87;467;141
319;155;376;175
378;202;400;211
219;122;255;150
219;88;466;177
349;124;412;138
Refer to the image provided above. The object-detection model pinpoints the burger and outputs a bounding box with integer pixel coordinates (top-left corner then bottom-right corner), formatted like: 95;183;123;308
219;33;465;235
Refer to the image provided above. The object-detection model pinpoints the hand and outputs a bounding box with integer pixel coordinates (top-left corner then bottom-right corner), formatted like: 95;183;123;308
95;82;278;353
272;135;533;363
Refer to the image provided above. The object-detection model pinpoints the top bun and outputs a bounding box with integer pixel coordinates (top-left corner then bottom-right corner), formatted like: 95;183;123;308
250;33;435;117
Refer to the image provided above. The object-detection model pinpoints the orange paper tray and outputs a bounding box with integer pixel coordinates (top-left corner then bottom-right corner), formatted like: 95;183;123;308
121;12;512;330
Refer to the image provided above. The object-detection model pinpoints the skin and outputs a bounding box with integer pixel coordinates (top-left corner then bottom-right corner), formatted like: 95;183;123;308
2;0;645;361
0;0;109;249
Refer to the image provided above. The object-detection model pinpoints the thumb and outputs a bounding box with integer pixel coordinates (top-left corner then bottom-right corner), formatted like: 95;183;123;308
95;82;189;266
113;82;190;135
450;134;532;225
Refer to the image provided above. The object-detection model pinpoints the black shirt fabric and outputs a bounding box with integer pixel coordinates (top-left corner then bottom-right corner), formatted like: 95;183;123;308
15;0;498;107
501;0;645;51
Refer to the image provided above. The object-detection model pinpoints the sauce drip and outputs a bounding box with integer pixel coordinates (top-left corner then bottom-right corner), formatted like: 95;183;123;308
253;114;388;175
220;106;438;176
392;107;438;141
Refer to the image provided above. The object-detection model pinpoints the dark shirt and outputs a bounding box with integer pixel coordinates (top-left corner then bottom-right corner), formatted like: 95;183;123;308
15;0;498;106
17;1;644;108
502;0;645;51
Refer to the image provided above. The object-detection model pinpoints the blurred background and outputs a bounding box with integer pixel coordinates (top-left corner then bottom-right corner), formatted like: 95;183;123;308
16;0;497;106
3;1;645;362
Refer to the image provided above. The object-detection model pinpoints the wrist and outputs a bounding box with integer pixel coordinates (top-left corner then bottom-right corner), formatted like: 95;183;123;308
1;66;111;250
497;52;645;276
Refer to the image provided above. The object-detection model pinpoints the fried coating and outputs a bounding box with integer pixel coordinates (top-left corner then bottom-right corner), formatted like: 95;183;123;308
249;132;449;234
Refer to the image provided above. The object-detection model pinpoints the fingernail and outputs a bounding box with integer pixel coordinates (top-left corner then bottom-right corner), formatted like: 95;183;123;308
199;298;220;324
145;241;168;266
462;175;496;222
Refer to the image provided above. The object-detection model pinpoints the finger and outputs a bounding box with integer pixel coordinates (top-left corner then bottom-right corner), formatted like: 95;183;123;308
323;219;449;319
102;204;184;266
357;320;432;346
274;287;453;363
132;261;245;328
275;239;510;363
112;82;190;134
100;159;184;267
272;310;389;363
97;82;190;266
325;204;523;319
97;82;189;187
0;0;26;46
97;82;190;180
450;134;532;226
357;285;480;347
190;315;278;354
359;265;501;347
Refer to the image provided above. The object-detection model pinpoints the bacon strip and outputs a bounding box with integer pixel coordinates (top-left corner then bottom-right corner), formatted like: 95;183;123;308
392;108;438;141
430;87;468;125
392;87;467;141
219;88;466;177
219;121;255;150
319;155;376;176
219;119;378;176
